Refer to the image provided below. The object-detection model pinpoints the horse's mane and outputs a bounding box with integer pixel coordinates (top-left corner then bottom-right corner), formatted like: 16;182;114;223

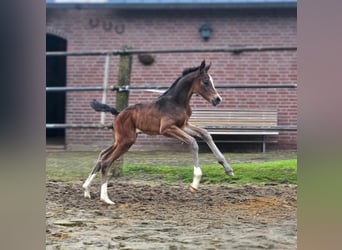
181;65;200;76
158;65;200;98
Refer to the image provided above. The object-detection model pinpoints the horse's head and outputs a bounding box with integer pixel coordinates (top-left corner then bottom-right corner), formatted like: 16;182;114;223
192;60;222;106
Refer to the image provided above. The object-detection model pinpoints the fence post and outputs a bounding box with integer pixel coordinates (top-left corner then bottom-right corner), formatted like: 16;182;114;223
100;54;111;125
111;45;132;178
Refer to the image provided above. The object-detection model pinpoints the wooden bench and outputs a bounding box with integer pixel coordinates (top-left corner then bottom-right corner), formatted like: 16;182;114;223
189;109;279;152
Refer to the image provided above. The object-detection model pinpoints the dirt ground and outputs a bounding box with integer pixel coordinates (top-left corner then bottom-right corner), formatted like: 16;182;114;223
46;150;297;249
46;180;296;250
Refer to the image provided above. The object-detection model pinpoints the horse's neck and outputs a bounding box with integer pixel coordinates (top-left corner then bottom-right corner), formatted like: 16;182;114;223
169;76;194;108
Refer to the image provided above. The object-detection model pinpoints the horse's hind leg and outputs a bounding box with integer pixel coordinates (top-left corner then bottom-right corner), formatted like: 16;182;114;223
82;145;113;198
99;135;136;204
82;162;100;198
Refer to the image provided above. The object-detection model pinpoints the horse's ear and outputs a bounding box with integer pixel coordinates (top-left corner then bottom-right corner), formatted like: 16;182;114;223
199;60;206;74
205;62;211;72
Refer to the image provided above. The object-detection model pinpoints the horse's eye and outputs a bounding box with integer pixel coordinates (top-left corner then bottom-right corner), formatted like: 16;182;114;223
203;80;209;85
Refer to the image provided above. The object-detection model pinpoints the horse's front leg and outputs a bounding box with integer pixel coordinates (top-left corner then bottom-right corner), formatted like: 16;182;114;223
184;124;234;176
161;125;202;191
190;164;202;192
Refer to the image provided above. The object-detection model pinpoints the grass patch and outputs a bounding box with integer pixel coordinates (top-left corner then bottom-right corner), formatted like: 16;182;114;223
46;167;91;182
124;159;297;185
46;152;296;185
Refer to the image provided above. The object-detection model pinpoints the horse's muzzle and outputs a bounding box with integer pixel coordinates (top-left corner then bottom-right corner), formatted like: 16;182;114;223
211;96;222;106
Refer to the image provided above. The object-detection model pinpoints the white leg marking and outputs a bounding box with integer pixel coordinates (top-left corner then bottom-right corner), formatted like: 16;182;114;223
83;174;96;198
84;190;91;199
190;166;202;190
83;173;96;189
100;182;115;205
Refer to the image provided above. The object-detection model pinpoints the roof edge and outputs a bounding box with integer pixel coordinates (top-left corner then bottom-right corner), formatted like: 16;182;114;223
46;2;297;10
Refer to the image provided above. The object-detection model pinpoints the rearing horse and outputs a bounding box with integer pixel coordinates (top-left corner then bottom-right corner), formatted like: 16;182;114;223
83;60;234;204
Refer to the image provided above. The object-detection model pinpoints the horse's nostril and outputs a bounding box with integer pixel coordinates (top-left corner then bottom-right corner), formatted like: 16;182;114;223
212;97;221;106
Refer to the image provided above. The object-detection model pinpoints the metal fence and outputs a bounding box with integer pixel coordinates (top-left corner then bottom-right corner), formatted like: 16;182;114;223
46;46;297;131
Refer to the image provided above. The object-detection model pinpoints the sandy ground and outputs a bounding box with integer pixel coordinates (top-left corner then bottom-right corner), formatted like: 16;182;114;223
46;179;296;249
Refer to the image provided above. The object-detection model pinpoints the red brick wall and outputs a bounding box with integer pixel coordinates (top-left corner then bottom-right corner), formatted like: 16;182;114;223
46;8;297;151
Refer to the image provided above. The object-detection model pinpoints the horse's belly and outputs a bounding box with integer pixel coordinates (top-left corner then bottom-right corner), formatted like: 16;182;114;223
136;129;159;136
136;119;161;135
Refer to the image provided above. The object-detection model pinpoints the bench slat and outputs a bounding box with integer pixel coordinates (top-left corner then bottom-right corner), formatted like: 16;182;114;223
189;109;279;152
189;109;278;129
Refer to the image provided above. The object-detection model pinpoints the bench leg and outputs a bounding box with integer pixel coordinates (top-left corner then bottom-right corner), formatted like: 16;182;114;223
262;136;266;153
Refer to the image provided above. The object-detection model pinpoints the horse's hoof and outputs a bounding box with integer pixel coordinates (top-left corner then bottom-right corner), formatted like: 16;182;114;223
100;198;115;205
189;185;198;193
227;171;234;176
84;191;91;199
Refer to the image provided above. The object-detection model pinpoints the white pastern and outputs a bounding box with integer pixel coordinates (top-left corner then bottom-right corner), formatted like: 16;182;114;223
191;166;202;190
84;190;91;198
83;174;96;198
83;174;96;189
100;182;115;205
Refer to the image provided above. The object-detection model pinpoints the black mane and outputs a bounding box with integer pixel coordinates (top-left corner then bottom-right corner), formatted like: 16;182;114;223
182;65;200;76
158;65;200;98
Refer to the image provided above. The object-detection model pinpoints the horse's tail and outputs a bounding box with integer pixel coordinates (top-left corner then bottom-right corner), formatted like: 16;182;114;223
90;99;120;116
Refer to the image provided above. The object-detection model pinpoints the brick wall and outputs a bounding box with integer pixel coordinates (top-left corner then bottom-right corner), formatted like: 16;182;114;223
46;8;297;151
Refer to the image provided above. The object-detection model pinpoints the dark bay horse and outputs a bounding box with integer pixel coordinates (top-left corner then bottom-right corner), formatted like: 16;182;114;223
83;60;234;204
